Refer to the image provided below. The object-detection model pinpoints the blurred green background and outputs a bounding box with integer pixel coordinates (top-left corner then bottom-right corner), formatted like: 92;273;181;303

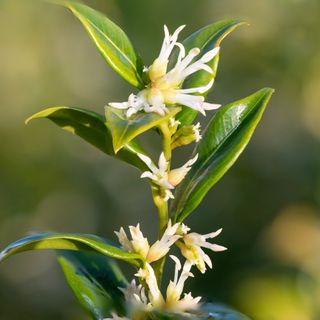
0;0;319;319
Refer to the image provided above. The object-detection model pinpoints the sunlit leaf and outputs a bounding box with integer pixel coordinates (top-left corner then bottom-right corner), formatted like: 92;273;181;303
176;20;247;126
55;0;144;88
172;88;274;222
26;106;148;171
57;250;127;320
105;107;181;153
0;233;142;267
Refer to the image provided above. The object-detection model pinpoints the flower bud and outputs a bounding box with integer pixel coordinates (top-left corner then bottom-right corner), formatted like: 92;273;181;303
168;154;198;186
171;123;201;149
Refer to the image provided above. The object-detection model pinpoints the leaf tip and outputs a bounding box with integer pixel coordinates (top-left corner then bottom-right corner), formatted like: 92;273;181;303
25;113;38;125
113;145;123;154
261;87;275;98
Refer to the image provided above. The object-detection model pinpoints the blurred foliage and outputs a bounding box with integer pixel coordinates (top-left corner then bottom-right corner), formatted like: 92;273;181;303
0;0;319;319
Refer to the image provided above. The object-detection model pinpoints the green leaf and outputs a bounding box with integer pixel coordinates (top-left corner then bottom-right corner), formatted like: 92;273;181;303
199;303;251;320
55;0;143;88
0;233;142;267
26;106;148;171
106;107;181;153
176;20;247;126
150;304;250;319
57;250;127;320
172;88;274;222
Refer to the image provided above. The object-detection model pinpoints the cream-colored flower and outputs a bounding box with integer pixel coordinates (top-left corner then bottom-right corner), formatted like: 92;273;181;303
109;25;220;117
177;228;227;273
116;222;182;263
115;224;150;259
138;152;198;201
119;279;148;308
135;257;201;313
147;220;182;263
166;255;201;311
135;263;165;308
139;152;174;191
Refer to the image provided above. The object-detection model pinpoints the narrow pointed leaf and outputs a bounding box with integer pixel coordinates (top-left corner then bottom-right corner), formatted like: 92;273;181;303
26;107;148;171
176;20;247;126
57;250;127;320
106;107;181;153
56;0;143;88
0;233;142;267
172;88;274;222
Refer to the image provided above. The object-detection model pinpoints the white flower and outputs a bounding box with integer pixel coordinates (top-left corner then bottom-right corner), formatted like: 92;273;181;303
115;224;150;259
109;25;221;117
116;222;182;263
177;228;227;273
178;223;191;235
135;263;165;308
135;257;201;313
192;122;202;142
166;256;201;311
138;152;198;201
147;220;182;263
139;152;174;191
119;279;148;308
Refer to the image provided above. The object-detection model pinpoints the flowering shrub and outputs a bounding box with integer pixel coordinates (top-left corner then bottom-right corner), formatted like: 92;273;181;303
0;1;273;319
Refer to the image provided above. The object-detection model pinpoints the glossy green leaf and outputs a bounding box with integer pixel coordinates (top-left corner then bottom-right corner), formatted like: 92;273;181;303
172;88;274;222
55;0;143;88
150;304;250;319
57;250;127;320
26;106;148;171
176;20;246;126
199;303;251;320
0;233;142;267
106;107;181;153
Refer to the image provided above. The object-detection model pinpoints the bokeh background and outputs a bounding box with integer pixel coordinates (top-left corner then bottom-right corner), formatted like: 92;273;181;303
1;0;320;319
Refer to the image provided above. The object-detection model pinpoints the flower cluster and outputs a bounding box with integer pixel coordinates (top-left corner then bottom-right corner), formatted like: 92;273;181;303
110;222;227;317
109;25;221;118
106;24;227;319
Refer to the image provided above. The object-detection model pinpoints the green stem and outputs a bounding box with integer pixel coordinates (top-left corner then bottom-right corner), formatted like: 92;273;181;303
159;122;172;165
152;187;168;237
152;187;168;285
152;121;172;284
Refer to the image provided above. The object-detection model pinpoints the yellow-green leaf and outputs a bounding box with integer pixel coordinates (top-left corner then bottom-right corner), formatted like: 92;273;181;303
106;107;181;153
26;106;148;171
0;233;143;267
55;0;144;88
